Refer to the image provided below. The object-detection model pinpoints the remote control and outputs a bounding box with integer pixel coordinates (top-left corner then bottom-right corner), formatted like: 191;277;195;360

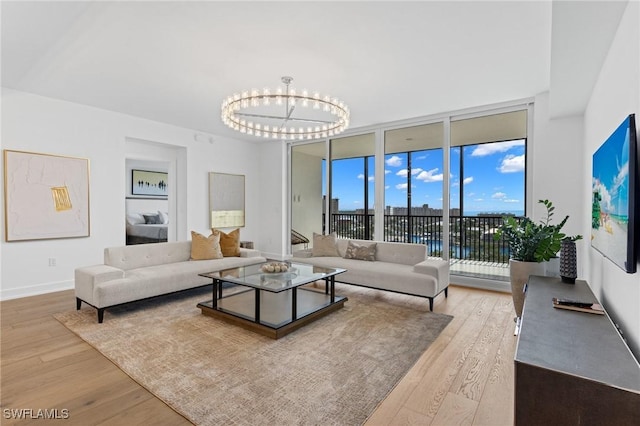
553;298;594;308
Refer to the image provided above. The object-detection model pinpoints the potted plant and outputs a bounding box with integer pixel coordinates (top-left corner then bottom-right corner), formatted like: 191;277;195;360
494;199;569;318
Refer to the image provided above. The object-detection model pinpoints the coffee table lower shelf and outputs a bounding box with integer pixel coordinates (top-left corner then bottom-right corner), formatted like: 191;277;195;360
197;288;347;339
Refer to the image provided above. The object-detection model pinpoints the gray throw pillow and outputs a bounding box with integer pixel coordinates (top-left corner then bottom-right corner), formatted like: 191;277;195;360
143;213;161;224
343;240;377;261
311;232;340;257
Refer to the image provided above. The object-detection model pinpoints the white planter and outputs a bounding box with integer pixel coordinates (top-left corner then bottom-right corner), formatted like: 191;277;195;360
509;259;546;318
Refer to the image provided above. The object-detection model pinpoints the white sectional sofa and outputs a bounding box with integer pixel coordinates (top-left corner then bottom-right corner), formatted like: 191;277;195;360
291;238;449;311
75;241;266;322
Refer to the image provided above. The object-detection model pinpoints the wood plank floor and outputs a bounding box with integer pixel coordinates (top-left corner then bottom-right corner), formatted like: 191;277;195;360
1;285;515;425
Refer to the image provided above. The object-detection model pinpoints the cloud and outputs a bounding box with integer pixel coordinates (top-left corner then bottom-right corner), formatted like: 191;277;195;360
503;199;520;203
384;169;391;174
471;140;525;157
415;168;443;182
492;192;506;199
396;168;423;177
593;178;612;213
386;155;402;167
474;198;484;202
357;173;374;181
498;154;525;173
396;183;408;190
611;160;629;198
463;176;474;185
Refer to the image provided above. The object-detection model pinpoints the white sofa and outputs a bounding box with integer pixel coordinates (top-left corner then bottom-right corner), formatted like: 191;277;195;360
75;241;266;322
291;238;449;311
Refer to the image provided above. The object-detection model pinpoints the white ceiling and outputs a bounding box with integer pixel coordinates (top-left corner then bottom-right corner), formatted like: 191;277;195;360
1;1;628;143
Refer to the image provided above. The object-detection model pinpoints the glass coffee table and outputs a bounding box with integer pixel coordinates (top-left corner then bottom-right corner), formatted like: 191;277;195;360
197;261;347;339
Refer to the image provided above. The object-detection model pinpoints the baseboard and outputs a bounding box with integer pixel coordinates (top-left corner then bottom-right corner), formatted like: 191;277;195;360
0;280;74;301
450;274;511;293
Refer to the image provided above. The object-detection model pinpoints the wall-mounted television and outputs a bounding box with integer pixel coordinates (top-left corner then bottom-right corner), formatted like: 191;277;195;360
591;113;637;273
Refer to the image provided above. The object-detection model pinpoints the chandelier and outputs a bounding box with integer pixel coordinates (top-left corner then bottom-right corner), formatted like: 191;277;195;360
221;76;350;140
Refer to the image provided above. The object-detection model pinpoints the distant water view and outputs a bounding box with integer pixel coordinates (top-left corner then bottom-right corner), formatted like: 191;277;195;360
463;210;524;217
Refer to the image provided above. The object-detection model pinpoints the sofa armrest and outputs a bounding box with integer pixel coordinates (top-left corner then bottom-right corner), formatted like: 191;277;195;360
75;264;124;305
413;259;450;291
240;248;262;258
292;249;312;258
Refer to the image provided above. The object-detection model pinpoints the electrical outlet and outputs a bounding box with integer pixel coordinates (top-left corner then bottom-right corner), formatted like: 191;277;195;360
48;258;56;267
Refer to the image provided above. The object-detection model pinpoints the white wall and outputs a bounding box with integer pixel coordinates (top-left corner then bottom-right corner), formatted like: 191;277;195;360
0;89;261;300
532;92;585;272
256;140;288;259
583;1;640;357
291;150;323;248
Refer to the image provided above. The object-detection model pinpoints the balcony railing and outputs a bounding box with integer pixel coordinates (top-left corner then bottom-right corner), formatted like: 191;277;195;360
325;213;519;264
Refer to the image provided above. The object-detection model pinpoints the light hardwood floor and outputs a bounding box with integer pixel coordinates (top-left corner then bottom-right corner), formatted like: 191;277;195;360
1;285;515;425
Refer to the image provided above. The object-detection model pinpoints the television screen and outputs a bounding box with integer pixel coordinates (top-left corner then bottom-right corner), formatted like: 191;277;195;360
591;114;637;273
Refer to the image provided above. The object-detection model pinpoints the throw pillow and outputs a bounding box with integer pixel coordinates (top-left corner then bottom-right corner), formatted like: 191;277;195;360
213;228;241;257
190;231;223;260
311;232;340;257
143;213;161;224
158;210;169;224
343;240;377;261
126;213;145;225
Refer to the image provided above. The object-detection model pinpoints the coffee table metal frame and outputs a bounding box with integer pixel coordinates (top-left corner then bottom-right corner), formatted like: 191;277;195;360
197;262;347;339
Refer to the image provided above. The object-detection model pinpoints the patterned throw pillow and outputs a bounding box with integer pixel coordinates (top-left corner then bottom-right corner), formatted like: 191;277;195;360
213;228;241;257
190;231;223;260
311;232;340;257
343;240;377;261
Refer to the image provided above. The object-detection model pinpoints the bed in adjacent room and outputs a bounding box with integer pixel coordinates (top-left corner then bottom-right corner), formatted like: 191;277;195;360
125;197;170;245
126;211;169;244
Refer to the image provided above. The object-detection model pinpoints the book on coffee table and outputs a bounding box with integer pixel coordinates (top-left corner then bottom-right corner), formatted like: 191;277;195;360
552;297;605;315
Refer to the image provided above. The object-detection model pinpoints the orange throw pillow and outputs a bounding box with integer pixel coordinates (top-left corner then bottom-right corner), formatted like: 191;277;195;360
213;228;241;257
190;231;223;260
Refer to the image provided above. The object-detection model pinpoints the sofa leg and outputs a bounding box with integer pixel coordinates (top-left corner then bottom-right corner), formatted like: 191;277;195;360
428;297;434;311
445;287;448;298
97;308;105;324
76;297;82;310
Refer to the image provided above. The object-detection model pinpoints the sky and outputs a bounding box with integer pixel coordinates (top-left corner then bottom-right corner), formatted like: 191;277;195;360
327;139;526;215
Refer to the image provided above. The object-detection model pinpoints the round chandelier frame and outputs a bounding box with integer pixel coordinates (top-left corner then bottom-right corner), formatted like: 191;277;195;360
221;76;350;140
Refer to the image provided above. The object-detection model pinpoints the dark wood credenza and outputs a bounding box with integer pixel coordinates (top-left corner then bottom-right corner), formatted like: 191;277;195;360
515;275;640;425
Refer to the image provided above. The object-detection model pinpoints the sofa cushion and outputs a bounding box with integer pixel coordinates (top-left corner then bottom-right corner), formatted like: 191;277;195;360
344;240;376;261
312;232;340;257
214;228;241;257
190;231;223;260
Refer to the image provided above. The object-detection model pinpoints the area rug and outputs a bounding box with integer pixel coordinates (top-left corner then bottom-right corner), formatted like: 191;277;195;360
55;284;452;426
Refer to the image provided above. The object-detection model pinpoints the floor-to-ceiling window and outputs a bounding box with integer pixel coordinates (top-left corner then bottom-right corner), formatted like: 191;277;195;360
329;133;375;240
384;122;445;257
449;109;528;279
289;104;530;283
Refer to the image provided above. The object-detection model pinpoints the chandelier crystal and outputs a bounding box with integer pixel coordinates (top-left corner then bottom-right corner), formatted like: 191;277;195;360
221;76;350;140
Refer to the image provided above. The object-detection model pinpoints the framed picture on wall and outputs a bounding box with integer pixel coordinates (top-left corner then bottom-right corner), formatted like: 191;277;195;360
132;169;168;198
3;149;90;241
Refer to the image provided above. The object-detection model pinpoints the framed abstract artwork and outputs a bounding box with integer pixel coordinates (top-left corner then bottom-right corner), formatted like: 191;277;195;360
3;150;90;241
209;172;245;228
132;169;168;198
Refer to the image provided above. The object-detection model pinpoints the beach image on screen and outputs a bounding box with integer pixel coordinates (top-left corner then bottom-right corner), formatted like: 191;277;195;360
591;117;631;270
